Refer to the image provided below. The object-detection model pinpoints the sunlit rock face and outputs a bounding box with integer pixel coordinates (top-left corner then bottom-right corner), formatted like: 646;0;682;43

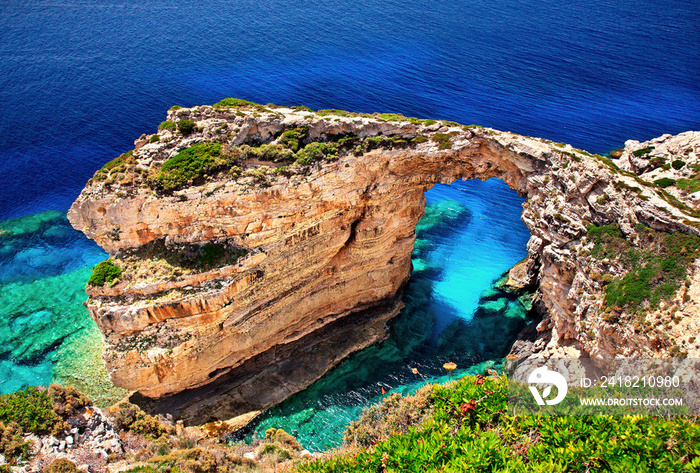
69;103;700;420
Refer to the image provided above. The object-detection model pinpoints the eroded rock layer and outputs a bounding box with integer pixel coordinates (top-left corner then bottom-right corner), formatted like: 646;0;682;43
69;102;700;419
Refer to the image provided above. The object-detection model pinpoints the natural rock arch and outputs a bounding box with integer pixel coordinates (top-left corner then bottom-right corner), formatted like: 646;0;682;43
69;103;700;422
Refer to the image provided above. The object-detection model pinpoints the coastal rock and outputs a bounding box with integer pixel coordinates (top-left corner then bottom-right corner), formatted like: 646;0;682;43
68;102;700;421
615;131;700;209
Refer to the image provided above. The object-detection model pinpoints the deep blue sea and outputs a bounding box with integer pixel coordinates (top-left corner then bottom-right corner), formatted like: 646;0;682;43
1;0;699;449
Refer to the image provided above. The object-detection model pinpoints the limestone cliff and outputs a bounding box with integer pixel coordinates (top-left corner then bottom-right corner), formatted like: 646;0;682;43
68;100;700;422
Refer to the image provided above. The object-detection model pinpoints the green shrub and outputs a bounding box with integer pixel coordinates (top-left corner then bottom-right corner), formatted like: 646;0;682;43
44;459;80;473
233;143;294;163
430;132;458;148
0;421;31;464
651;156;667;167
632;146;654;157
48;384;91;419
296;142;338;165
110;402;167;439
672;159;686;170
150;135;160;143
264;428;302;451
148;448;217;473
213;98;255;109
278;126;309;152
159;121;176;132
412;135;429;144
155;142;224;190
193;243;248;271
176;119;196;135
345;384;435;447
0;387;62;435
430;133;450;144
88;259;122;286
654;177;676;188
118;468;165;473
168;105;182;111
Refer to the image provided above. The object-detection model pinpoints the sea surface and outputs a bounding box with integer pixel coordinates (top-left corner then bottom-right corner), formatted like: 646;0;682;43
1;0;699;448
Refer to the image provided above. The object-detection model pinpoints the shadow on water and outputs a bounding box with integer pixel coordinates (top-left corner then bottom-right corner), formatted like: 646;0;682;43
238;178;535;451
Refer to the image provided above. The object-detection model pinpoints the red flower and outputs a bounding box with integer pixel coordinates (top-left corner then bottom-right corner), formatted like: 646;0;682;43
475;375;484;385
460;400;477;415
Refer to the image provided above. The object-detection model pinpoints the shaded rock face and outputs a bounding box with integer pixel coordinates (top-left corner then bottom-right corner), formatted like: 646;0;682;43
68;104;700;421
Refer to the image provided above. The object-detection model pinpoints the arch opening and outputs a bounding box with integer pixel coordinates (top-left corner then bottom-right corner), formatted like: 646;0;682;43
238;177;536;451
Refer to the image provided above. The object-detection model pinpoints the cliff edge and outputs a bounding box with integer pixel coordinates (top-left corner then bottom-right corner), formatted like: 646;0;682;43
68;99;700;423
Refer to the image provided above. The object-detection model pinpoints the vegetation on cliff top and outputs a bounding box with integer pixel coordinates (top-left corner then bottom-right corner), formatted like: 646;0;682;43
147;127;424;192
299;374;700;473
91;150;135;183
88;99;478;193
211;97;443;125
155;142;225;190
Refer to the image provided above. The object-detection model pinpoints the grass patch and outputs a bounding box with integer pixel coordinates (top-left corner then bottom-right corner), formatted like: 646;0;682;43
92;150;135;182
317;109;350;117
654;177;676;188
88;259;123;286
632;146;655;157
587;223;700;313
155;142;224;190
676;174;700;194
158;121;176;132
213;97;256;109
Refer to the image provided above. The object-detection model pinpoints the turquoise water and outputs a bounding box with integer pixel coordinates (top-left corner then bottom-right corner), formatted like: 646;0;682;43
245;178;532;451
0;211;126;404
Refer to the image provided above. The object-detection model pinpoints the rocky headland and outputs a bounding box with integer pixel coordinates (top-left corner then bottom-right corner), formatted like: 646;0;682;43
68;99;700;424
